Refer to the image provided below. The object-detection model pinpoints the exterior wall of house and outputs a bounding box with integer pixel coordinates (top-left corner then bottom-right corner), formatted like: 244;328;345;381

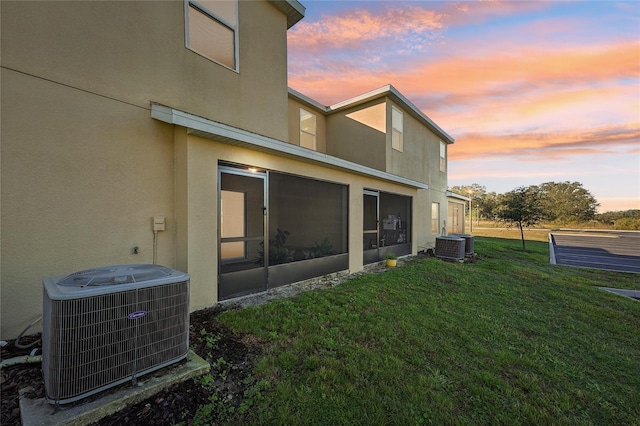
176;132;419;307
387;101;427;185
0;0;290;141
322;98;449;249
1;1;453;340
325;100;387;171
287;98;327;151
1;69;178;338
384;100;450;245
0;0;292;339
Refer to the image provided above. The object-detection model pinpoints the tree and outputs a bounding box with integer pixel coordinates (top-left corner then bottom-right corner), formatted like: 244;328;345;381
479;191;500;222
537;181;599;223
497;186;543;250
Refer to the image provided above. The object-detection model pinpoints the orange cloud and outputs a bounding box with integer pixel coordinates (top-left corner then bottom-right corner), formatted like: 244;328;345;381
431;83;640;136
449;124;640;161
288;5;444;54
404;42;639;96
289;41;639;108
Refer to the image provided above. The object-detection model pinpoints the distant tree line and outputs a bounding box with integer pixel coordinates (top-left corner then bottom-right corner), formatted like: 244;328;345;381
596;210;640;230
450;181;639;232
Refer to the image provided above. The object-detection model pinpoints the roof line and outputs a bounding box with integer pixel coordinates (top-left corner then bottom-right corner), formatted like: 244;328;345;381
268;0;305;29
446;191;471;201
288;85;455;144
151;104;429;190
288;87;329;112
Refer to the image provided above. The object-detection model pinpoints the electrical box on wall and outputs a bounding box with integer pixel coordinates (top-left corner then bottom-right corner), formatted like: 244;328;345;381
153;216;165;231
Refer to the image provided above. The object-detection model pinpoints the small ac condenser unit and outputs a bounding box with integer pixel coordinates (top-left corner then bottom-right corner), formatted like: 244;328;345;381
42;264;190;405
435;236;466;261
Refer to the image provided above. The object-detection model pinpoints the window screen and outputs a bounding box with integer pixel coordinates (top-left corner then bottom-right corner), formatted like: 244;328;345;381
268;173;348;265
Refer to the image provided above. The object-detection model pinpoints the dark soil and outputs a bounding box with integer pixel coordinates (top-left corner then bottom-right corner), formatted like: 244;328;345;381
0;306;262;425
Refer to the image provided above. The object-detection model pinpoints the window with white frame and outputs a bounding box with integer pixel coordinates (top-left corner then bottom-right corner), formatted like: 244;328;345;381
440;141;446;172
431;202;440;234
186;0;238;70
391;106;403;152
300;108;316;150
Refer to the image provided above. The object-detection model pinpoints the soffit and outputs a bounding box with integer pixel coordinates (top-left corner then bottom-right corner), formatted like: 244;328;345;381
151;104;428;190
268;0;305;29
446;191;471;202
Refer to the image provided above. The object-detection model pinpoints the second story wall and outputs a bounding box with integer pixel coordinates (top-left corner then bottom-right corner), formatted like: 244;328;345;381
386;100;449;191
325;99;387;172
1;0;291;141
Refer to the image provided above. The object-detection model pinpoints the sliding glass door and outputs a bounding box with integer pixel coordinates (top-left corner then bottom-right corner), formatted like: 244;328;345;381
218;166;267;299
363;189;412;264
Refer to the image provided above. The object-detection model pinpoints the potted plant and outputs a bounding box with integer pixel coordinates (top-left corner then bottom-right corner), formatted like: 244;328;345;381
386;253;397;268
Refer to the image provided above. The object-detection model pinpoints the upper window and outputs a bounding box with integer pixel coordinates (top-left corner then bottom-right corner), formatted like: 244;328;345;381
439;141;446;172
186;0;238;70
300;108;316;150
391;106;403;152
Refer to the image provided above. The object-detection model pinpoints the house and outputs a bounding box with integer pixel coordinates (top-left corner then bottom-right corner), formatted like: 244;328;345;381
0;0;454;340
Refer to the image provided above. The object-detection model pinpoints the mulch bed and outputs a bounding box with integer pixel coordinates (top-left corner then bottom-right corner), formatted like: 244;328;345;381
0;306;261;425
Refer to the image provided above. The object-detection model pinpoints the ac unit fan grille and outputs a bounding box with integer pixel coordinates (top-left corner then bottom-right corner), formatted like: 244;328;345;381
43;280;189;404
435;237;466;260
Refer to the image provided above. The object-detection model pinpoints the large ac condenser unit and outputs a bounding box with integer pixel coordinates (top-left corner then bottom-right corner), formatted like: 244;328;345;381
435;236;466;261
42;264;190;405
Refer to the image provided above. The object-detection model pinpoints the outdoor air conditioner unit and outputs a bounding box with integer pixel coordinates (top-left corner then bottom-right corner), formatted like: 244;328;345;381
435;236;466;261
450;234;475;255
42;264;190;405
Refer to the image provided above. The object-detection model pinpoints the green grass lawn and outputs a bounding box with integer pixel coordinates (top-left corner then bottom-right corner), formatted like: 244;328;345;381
218;238;640;425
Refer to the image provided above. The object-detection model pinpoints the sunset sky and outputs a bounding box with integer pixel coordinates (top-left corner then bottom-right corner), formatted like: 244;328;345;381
286;0;640;213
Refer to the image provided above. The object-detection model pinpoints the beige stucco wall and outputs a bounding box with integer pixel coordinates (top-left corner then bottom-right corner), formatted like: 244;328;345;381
287;98;327;151
323;97;450;249
0;0;293;339
386;100;448;192
0;0;290;141
1;69;177;338
1;0;453;339
326;100;387;171
176;132;421;305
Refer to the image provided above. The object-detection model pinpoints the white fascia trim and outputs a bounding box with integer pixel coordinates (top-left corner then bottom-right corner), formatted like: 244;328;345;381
328;84;455;144
288;88;329;113
151;104;428;190
446;191;471;202
328;85;393;111
388;86;455;144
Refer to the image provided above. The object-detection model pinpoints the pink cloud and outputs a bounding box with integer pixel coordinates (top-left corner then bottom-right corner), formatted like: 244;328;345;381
441;0;549;26
288;3;639;182
288;5;444;54
289;41;639;107
448;124;640;161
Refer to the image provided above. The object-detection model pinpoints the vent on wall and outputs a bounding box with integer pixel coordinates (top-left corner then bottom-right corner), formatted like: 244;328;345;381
435;236;466;261
42;264;190;405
